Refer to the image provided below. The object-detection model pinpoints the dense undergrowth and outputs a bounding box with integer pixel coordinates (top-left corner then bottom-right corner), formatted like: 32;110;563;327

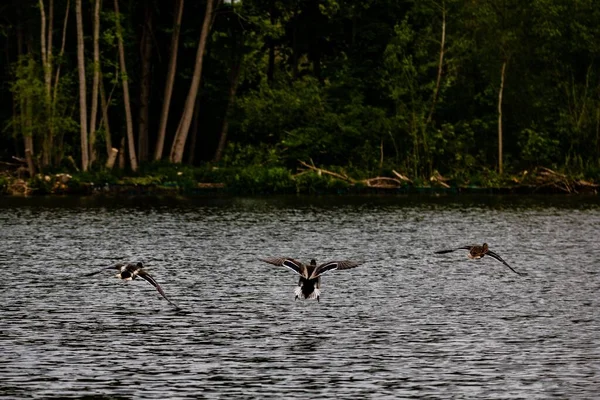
1;161;598;196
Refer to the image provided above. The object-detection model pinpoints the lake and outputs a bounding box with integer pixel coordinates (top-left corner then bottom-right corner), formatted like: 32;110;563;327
1;194;599;398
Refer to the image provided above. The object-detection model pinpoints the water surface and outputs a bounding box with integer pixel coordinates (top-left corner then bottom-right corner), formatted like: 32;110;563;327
1;195;599;398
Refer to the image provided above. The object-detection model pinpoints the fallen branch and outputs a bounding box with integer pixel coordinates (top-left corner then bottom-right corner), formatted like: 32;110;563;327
364;177;403;188
297;160;356;183
392;169;413;183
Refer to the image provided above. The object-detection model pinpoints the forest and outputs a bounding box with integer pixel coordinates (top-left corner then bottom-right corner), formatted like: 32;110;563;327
0;0;599;194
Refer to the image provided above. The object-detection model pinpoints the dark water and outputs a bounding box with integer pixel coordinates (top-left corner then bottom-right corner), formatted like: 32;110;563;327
1;195;599;399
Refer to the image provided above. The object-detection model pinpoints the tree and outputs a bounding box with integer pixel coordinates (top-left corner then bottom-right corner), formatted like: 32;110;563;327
138;1;154;162
154;0;184;161
75;0;89;171
114;0;138;171
89;0;101;166
169;0;217;163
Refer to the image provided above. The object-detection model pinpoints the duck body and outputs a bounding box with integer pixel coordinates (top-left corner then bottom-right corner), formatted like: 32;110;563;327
86;262;180;308
434;243;526;276
466;243;489;260
259;257;363;301
296;274;321;301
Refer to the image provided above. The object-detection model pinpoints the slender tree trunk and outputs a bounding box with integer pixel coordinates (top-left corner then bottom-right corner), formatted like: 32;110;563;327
154;0;184;161
292;11;298;78
89;0;101;166
114;0;138;171
498;60;507;175
187;97;200;165
75;0;89;171
267;0;275;84
16;11;36;176
138;2;153;163
426;1;445;126
52;0;69;104
39;0;54;166
213;62;241;162
169;0;215;163
118;137;126;169
99;76;113;156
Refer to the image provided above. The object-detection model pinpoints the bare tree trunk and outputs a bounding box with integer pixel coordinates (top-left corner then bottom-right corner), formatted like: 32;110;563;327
114;0;138;171
187;97;200;165
267;0;275;84
213;62;241;162
118;137;126;169
106;148;118;169
75;0;89;171
154;0;184;161
89;0;101;166
498;60;507;175
169;0;215;163
52;0;69;103
99;76;113;156
138;2;153;163
426;0;445;126
39;0;54;167
17;15;36;176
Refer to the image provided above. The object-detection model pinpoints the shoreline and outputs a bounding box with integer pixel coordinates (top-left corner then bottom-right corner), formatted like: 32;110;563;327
2;181;598;197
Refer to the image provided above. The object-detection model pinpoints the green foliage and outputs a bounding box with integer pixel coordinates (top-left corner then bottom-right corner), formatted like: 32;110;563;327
518;128;560;167
2;0;600;186
224;166;295;194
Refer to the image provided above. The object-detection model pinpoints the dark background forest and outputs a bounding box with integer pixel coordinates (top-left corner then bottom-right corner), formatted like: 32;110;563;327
1;0;599;187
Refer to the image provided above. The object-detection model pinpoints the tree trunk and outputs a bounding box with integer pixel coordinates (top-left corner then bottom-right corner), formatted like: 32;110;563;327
187;97;201;165
138;2;153;163
17;14;36;176
426;1;445;126
213;61;241;163
89;0;101;166
99;76;113;156
114;0;138;171
39;0;54;167
498;60;507;175
106;147;119;169
154;0;184;161
75;0;89;171
267;0;275;84
169;0;215;163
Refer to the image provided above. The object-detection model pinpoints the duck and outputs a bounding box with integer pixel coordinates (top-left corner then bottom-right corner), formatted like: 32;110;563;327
85;262;180;308
259;257;364;301
434;243;526;275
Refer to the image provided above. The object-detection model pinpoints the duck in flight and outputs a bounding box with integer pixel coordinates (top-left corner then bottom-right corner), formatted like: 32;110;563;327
259;257;364;301
85;262;180;308
434;243;526;276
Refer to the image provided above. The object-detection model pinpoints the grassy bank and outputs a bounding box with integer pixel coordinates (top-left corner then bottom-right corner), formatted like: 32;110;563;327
1;162;598;196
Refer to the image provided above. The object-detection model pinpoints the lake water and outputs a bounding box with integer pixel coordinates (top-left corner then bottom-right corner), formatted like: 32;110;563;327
1;195;599;399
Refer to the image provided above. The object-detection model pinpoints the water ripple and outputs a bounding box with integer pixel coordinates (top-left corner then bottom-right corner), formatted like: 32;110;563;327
0;195;598;398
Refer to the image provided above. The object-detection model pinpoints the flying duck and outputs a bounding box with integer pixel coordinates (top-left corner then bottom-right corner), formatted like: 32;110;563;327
259;257;364;301
86;262;180;308
434;243;526;275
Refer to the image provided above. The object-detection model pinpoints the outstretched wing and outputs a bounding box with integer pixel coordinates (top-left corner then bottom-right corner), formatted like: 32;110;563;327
84;263;123;277
259;257;307;278
137;270;180;309
434;246;473;254
486;251;527;276
310;260;363;279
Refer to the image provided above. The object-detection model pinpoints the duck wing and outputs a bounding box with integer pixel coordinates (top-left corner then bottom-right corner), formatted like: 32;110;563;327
259;257;308;278
485;251;527;276
137;270;180;309
434;246;473;254
310;260;363;279
84;263;124;277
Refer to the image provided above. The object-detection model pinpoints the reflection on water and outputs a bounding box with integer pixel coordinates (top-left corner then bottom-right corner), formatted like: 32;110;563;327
0;195;599;398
